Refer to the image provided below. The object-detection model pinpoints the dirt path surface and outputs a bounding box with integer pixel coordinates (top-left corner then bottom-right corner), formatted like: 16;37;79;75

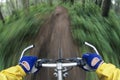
26;6;86;80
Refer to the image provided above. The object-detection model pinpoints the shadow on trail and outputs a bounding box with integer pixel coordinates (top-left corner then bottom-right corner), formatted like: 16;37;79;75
25;6;86;80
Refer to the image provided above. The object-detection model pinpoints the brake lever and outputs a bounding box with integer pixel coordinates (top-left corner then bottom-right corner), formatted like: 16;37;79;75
19;45;34;61
85;42;100;55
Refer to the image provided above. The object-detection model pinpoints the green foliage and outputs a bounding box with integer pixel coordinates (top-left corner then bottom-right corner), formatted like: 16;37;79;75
0;18;38;69
70;2;120;66
0;1;120;80
68;2;120;80
0;3;54;69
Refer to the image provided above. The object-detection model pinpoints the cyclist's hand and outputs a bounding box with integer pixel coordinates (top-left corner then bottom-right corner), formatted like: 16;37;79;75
81;53;103;71
19;56;39;73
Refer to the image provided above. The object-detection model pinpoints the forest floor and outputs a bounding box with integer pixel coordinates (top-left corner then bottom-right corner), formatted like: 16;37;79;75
26;6;86;80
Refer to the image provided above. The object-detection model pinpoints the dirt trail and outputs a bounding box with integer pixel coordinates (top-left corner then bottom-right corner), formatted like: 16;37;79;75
26;6;86;80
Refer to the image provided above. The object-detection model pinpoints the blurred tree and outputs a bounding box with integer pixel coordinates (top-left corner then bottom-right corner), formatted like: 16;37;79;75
62;0;74;4
8;0;15;10
82;0;85;8
15;0;19;10
95;0;102;7
114;0;120;14
101;0;111;17
34;0;39;5
70;0;74;4
22;0;29;15
0;7;5;23
49;0;53;6
6;0;12;16
6;0;18;19
62;0;67;2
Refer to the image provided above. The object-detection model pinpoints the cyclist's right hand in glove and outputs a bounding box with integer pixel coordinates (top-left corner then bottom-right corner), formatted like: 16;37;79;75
19;56;39;73
81;53;104;71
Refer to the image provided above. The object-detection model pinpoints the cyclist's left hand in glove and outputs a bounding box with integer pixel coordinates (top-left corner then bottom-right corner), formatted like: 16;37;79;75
19;56;39;73
0;56;39;80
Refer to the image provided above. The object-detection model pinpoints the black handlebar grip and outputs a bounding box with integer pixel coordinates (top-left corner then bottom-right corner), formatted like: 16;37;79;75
35;60;42;68
77;59;86;67
35;59;49;68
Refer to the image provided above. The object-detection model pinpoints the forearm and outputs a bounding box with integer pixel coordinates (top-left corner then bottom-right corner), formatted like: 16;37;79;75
96;63;120;80
0;65;26;80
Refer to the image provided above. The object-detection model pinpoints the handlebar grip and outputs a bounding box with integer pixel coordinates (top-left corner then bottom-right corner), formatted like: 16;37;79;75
35;59;49;68
68;58;86;67
77;59;86;67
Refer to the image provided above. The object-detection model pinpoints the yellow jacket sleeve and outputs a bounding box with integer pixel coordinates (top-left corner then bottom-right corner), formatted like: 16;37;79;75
96;63;120;80
0;65;26;80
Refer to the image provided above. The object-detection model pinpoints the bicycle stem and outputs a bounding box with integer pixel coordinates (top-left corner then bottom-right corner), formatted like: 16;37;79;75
57;63;63;80
40;62;78;80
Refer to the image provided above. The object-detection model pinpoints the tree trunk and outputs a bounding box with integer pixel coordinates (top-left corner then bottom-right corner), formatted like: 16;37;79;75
63;0;67;3
70;0;74;4
98;0;103;7
115;0;120;14
16;0;18;10
49;0;52;6
95;0;98;4
62;0;74;4
101;0;111;17
6;0;18;19
95;0;102;7
82;0;85;8
22;0;29;15
0;9;5;23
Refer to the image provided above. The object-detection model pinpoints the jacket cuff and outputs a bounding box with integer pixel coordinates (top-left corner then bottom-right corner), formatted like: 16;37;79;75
96;63;116;78
17;65;26;76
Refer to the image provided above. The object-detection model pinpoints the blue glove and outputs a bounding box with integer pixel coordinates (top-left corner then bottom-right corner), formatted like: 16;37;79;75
82;53;103;71
19;56;38;73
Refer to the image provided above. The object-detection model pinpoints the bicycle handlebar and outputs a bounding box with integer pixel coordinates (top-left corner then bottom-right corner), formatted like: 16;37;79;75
19;41;99;80
35;58;86;80
41;63;77;68
35;58;86;68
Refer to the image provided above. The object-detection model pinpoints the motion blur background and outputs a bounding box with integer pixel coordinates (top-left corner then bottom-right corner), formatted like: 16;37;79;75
0;0;120;80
